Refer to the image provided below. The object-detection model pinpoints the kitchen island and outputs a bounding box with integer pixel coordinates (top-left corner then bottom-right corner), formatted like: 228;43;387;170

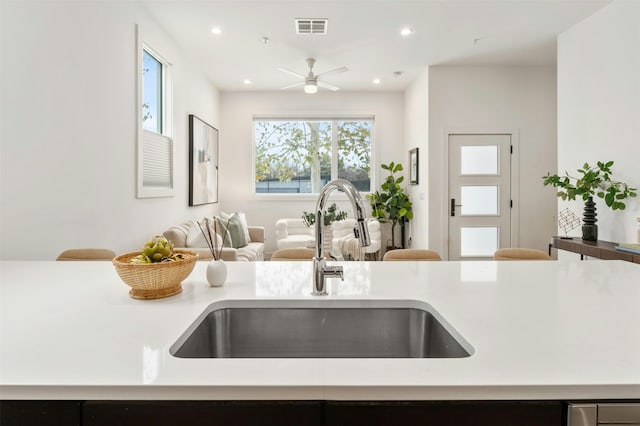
1;259;639;424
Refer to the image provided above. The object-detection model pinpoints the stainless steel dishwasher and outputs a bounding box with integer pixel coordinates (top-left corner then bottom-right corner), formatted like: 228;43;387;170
568;403;640;426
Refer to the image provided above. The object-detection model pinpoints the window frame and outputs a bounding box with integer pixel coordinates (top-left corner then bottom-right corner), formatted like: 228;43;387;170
252;115;376;199
136;25;174;198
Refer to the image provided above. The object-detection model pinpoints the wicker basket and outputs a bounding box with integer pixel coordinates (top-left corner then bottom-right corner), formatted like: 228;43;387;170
112;250;198;300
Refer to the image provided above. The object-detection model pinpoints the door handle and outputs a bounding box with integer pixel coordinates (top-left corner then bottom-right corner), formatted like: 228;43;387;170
450;198;463;216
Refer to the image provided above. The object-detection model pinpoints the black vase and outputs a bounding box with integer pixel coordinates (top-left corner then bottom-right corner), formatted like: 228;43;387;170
582;196;598;241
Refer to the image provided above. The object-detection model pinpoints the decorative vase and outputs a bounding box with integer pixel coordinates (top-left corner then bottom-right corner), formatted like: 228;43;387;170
582;196;598;242
206;259;227;287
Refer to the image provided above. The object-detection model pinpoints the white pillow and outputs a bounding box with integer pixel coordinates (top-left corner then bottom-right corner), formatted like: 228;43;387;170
186;220;222;249
235;211;251;242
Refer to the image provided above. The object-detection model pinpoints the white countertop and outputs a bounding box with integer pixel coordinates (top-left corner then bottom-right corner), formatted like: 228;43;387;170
1;259;639;401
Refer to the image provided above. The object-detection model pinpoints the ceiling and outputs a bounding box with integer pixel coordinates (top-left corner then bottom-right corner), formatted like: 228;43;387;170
142;0;610;93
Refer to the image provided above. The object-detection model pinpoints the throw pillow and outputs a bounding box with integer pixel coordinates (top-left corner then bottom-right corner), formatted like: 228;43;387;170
186;220;222;249
234;211;251;242
219;211;251;247
214;216;234;248
226;213;249;248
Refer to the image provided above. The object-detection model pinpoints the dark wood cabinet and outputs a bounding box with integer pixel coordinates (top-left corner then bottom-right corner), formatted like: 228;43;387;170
82;401;322;426
0;400;82;426
325;401;564;426
2;400;564;426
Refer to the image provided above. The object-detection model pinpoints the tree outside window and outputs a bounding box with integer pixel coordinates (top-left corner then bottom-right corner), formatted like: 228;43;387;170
142;49;163;134
254;118;372;194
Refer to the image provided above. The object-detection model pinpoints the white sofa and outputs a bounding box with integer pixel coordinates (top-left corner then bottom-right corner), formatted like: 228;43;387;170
275;218;381;260
163;220;265;261
275;218;314;250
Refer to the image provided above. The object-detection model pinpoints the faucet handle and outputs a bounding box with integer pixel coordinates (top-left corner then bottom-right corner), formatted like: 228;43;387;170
323;265;344;281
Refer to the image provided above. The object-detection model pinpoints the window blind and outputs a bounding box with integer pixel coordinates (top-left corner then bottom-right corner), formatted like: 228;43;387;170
142;130;173;188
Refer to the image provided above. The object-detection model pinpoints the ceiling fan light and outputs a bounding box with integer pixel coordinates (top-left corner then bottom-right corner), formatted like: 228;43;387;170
304;83;318;94
400;26;414;37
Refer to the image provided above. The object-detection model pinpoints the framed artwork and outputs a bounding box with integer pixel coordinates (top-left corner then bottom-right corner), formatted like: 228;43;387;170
189;114;219;206
409;147;419;185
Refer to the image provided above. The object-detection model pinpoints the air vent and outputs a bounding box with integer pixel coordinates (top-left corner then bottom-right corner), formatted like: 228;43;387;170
295;18;328;35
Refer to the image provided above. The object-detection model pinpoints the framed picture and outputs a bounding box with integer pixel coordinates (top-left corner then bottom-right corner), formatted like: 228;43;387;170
409;147;419;185
189;114;219;206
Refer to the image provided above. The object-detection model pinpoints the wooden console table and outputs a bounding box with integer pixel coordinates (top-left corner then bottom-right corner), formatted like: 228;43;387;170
549;237;640;264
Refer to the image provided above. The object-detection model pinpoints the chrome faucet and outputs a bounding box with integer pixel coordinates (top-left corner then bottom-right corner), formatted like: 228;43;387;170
312;179;371;296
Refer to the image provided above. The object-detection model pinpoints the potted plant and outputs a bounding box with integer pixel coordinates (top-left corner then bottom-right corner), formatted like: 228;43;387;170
302;203;348;255
543;161;637;241
302;203;348;227
367;162;413;249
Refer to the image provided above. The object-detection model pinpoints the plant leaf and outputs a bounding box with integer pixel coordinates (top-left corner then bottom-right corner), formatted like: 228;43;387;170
605;192;614;206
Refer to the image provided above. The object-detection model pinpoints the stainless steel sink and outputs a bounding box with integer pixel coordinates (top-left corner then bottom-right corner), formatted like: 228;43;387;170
170;300;472;358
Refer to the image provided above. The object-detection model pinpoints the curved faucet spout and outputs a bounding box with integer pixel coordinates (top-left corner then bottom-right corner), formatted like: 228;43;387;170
313;179;371;296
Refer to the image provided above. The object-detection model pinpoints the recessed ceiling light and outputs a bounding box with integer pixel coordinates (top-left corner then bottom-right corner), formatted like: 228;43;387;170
243;79;252;85
211;26;222;35
400;27;414;37
373;78;381;85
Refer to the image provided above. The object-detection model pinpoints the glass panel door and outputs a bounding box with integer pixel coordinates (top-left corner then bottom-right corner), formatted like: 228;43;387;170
460;145;498;175
460;227;499;257
448;134;511;260
460;186;499;215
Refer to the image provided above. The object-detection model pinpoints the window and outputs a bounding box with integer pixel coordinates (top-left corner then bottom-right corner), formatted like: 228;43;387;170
137;27;173;198
254;117;373;194
142;50;162;134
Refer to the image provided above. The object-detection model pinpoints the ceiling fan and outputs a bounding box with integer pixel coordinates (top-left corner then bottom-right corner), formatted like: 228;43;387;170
278;58;348;94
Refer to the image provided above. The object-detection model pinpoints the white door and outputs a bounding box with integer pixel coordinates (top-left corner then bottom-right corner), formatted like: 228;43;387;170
448;134;512;260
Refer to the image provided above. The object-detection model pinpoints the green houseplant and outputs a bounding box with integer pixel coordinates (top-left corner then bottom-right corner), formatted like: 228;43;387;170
542;161;637;241
302;203;348;257
302;202;348;227
367;162;413;249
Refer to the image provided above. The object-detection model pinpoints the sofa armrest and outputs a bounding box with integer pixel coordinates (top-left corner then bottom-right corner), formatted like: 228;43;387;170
163;221;193;248
366;218;382;242
275;219;289;240
248;226;265;243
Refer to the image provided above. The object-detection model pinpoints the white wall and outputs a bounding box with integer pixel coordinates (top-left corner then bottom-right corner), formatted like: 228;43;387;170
403;68;429;249
428;66;558;257
0;1;221;259
219;91;405;256
557;0;640;243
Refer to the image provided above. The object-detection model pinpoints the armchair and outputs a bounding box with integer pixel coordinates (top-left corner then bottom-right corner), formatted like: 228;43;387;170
275;217;381;260
275;218;314;250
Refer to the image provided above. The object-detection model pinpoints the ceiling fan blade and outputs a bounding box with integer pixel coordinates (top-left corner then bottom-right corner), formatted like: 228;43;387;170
280;81;305;90
316;66;348;78
318;80;340;91
278;67;306;79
